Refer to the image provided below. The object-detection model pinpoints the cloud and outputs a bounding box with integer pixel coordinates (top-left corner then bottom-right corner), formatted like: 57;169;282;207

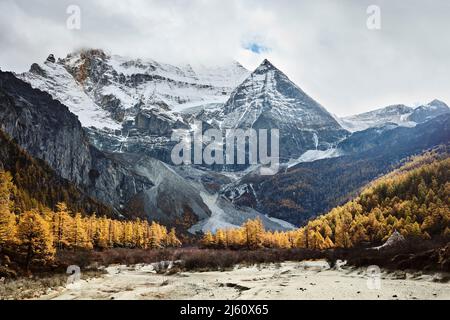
1;0;449;116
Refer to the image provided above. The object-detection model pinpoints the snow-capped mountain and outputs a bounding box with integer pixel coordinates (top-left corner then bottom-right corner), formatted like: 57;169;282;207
338;104;414;132
223;114;450;226
407;99;450;123
339;100;449;132
19;49;249;130
11;53;296;232
18;49;252;164
21;54;121;130
12;49;449;232
208;59;348;160
0;70;214;226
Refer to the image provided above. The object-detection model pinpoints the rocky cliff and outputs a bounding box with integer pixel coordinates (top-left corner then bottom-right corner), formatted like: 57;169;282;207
0;71;211;227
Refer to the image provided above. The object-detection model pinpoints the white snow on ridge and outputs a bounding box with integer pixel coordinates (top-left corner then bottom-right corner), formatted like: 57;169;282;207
191;62;251;89
19;50;250;131
338;117;416;133
18;62;121;130
94;54;250;114
338;99;449;133
338;104;416;133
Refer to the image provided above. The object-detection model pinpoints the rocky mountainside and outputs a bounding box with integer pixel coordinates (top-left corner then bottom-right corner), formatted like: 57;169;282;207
338;104;415;132
9;49;450;231
0;71;212;228
223;115;450;225
0;128;113;216
200;59;349;161
0;70;294;232
407;99;450;123
18;50;249;163
20;50;249;127
18;51;350;167
339;100;449;132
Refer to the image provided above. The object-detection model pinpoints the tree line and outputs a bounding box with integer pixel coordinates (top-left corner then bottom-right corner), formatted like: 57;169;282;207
2;151;449;270
203;154;450;250
0;171;181;270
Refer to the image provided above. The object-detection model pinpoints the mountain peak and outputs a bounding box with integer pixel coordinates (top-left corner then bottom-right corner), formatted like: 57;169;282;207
261;58;272;66
46;54;56;64
428;99;448;109
220;57;347;159
254;59;278;73
67;48;108;61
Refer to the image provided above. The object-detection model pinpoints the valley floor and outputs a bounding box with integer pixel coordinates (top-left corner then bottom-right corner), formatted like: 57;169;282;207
40;260;449;300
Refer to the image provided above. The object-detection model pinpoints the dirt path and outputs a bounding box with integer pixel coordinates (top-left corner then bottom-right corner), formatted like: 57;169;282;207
41;261;450;300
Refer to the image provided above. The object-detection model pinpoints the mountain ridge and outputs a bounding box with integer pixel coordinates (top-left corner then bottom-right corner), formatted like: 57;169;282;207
212;59;349;160
0;71;214;230
8;50;450;231
339;100;449;132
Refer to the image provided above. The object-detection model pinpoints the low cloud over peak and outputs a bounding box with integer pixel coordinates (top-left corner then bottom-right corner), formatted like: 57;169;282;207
1;0;449;116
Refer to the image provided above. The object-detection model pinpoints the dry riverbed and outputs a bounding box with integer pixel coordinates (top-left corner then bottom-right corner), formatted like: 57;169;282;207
40;260;449;300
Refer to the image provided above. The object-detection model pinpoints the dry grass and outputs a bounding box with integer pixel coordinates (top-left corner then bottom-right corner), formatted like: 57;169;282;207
54;247;325;272
55;248;177;269
0;269;105;300
53;238;450;273
1;238;447;300
333;238;450;272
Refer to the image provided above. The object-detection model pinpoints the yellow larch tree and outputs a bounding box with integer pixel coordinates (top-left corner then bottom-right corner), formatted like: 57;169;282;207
53;202;73;249
202;231;214;247
123;221;134;248
16;209;55;271
132;219;146;248
215;229;226;248
93;216;109;249
149;222;164;249
167;228;182;247
0;171;16;247
71;212;92;249
242;218;264;249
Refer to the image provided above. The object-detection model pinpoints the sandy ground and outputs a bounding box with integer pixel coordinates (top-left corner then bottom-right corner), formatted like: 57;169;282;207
40;260;450;300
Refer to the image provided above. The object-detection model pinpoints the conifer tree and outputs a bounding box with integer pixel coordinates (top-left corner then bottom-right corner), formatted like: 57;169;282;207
53;202;73;249
167;228;182;247
323;236;334;249
0;171;16;247
215;229;226;248
242;218;264;249
71;212;92;249
149;222;163;249
202;231;214;247
16;209;55;271
93;216;109;249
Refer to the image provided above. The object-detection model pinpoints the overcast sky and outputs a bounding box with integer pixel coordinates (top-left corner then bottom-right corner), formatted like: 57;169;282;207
1;0;449;116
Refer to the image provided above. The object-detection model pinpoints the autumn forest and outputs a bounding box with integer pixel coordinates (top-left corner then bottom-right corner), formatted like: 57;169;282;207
1;150;449;273
202;152;449;250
